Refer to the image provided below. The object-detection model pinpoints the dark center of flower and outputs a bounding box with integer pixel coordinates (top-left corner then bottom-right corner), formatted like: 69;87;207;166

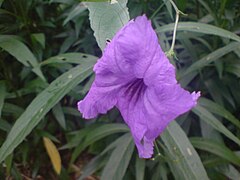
124;78;147;102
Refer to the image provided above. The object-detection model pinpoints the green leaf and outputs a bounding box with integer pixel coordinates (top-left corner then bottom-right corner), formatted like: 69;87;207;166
0;56;96;163
0;35;45;80
78;155;106;180
225;63;240;78
60;124;98;150
216;165;240;180
63;4;87;25
40;53;97;66
70;123;129;163
0;0;4;7
156;22;240;42
161;121;209;180
5;153;13;176
2;103;24;118
87;0;130;50
101;133;134;180
31;33;45;48
162;0;173;20
190;137;240;166
199;98;240;129
135;156;145;180
181;42;240;77
0;119;11;132
0;81;6;118
79;133;130;180
52;103;66;130
193;105;240;146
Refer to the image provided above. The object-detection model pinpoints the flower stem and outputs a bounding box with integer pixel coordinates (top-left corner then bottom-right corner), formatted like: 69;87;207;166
166;0;187;57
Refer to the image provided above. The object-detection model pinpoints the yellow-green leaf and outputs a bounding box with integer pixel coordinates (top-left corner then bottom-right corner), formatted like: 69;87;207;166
43;137;61;175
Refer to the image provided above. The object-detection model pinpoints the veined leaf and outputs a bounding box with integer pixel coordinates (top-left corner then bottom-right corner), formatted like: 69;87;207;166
43;137;62;174
161;121;209;180
0;55;96;163
87;0;130;50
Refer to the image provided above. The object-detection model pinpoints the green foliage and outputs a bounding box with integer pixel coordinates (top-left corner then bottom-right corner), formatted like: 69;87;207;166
0;0;240;179
87;0;130;50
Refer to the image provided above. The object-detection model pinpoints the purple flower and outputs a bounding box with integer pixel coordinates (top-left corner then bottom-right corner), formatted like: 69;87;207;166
78;15;200;158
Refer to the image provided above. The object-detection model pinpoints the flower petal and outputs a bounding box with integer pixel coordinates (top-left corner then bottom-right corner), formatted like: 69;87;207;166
143;48;177;86
117;83;200;158
78;82;119;119
117;87;153;158
78;67;125;119
143;84;200;140
114;15;160;78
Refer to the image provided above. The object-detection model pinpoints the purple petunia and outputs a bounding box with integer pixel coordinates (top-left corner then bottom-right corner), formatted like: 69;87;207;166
78;15;200;158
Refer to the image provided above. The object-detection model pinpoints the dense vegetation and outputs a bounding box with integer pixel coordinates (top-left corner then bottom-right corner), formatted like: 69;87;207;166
0;0;240;179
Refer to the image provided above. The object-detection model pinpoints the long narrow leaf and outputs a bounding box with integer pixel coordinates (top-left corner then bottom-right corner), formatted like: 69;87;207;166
0;56;96;163
101;133;134;180
181;42;240;77
0;35;45;80
161;121;209;179
193;105;240;146
199;98;240;129
0;81;6;118
190;137;240;166
156;22;240;42
70;123;129;163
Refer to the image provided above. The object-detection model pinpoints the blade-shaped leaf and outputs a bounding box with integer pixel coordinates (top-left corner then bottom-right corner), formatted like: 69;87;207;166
79;132;130;180
0;81;6;118
43;137;62;174
0;55;96;163
63;3;87;25
156;22;240;42
193;105;240;146
70;123;129;163
135;156;145;180
161;121;209;179
0;35;45;80
87;0;130;50
40;53;97;66
181;42;240;77
101;133;134;180
190;137;240;166
199;98;240;129
52;103;66;130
